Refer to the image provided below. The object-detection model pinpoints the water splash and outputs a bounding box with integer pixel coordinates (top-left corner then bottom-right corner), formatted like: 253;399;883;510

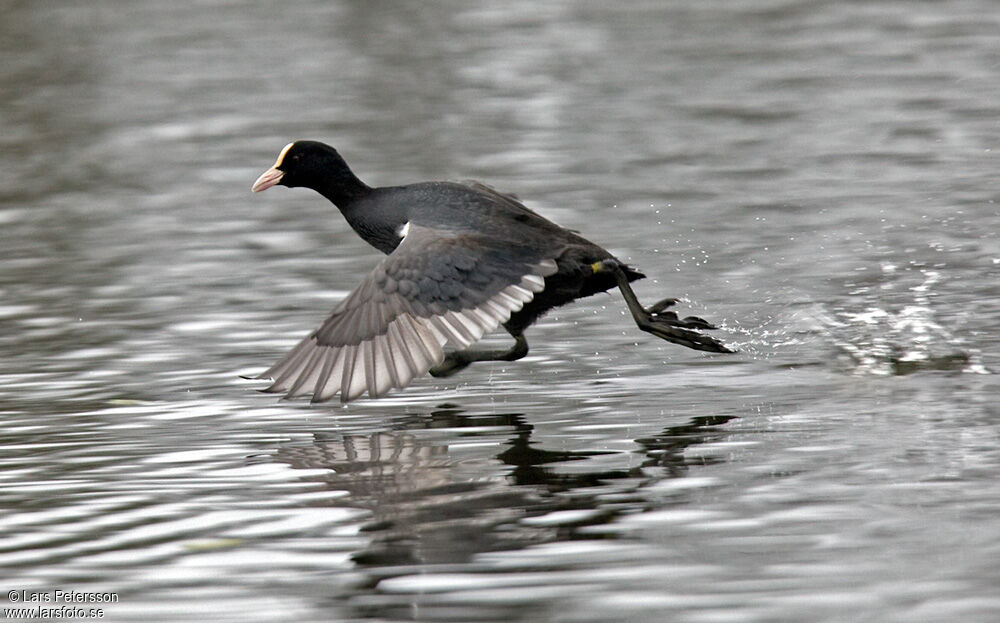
812;268;986;376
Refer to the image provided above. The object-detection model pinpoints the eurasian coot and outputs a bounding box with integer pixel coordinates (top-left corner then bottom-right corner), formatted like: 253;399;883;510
251;140;732;403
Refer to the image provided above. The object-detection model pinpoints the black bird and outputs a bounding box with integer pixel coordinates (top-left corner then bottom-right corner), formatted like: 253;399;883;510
250;141;733;403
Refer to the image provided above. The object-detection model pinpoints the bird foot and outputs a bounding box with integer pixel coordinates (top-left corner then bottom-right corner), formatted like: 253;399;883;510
429;354;472;378
637;309;734;353
643;297;717;329
646;297;679;314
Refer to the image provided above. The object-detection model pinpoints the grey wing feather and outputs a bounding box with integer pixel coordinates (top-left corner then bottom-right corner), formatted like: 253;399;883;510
257;224;559;403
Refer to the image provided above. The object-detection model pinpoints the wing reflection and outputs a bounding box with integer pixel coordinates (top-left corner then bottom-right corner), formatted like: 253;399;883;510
269;407;736;567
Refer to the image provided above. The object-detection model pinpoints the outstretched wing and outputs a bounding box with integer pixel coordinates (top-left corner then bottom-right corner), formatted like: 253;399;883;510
257;224;559;403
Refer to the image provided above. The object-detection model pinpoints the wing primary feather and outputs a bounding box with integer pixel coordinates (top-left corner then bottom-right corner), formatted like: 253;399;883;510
478;299;511;323
375;334;401;391
363;339;378;398
416;319;446;367
535;258;558;275
492;289;526;310
455;309;490;338
339;345;358;399
467;306;498;329
262;338;315;391
393;317;419;365
440;311;477;343
423;317;450;346
447;310;486;341
503;284;534;303
402;315;440;370
311;348;341;402
520;274;546;292
371;337;394;396
399;316;432;369
284;346;325;398
385;322;416;388
430;316;471;348
326;348;349;400
344;344;368;402
259;336;311;381
308;350;333;401
387;321;418;383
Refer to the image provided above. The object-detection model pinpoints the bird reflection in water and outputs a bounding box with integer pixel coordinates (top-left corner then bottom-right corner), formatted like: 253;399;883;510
269;406;735;570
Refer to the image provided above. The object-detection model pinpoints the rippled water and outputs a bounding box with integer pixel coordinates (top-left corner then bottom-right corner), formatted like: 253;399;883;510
2;1;999;622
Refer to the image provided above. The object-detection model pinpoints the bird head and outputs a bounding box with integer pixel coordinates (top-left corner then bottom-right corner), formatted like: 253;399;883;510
251;140;351;193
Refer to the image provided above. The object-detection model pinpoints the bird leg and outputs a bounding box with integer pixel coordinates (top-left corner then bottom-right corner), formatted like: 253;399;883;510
429;332;529;377
595;259;735;354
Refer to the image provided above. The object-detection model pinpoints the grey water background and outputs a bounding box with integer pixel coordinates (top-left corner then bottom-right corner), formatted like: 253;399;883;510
2;1;999;621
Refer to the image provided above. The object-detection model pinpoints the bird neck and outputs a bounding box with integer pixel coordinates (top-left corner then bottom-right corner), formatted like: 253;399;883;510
313;170;372;208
